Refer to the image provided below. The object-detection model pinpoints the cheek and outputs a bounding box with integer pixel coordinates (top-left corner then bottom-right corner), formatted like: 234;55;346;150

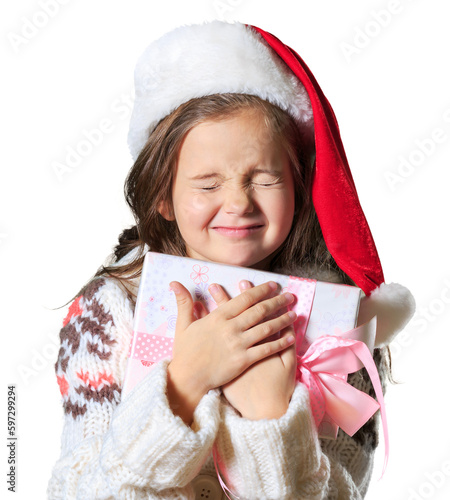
190;195;212;212
268;192;295;240
268;189;295;220
177;194;217;223
178;195;210;212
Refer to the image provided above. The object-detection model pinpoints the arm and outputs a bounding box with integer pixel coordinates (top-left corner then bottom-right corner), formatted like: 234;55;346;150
47;277;220;500
215;351;388;500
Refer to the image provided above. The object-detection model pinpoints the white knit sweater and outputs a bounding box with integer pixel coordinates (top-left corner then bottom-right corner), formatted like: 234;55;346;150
47;260;387;499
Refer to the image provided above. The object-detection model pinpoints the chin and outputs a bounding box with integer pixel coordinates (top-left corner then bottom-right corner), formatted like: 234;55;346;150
218;257;256;268
223;253;273;270
202;252;261;269
187;245;275;270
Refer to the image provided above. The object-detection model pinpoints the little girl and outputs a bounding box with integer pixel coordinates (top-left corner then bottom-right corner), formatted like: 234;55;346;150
47;21;415;499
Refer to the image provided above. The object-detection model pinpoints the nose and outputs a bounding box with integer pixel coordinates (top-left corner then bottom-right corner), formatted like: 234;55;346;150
223;186;254;216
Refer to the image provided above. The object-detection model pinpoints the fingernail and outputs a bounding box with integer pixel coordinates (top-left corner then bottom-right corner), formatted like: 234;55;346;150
239;280;251;291
209;284;219;295
286;335;295;344
288;311;297;320
284;292;294;302
268;281;278;290
169;283;180;294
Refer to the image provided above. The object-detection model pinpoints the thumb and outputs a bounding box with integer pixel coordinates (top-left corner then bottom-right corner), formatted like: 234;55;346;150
170;281;195;331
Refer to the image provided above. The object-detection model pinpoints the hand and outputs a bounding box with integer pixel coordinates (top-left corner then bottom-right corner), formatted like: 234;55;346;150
215;280;297;420
166;280;297;425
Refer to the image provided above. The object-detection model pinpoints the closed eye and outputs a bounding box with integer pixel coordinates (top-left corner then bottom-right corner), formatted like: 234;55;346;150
252;170;282;187
252;178;282;187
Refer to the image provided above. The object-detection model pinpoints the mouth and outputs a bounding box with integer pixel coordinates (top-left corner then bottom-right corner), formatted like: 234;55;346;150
211;224;264;237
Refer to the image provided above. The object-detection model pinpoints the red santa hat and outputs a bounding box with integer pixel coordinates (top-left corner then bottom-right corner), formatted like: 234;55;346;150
127;21;415;347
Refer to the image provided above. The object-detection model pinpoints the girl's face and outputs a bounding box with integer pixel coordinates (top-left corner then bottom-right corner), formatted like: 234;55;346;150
161;110;295;269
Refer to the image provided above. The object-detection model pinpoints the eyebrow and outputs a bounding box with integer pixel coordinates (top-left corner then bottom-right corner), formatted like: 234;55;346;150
188;173;222;181
252;168;281;176
188;168;281;181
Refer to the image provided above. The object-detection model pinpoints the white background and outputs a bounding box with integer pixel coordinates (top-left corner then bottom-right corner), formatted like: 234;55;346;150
2;1;450;499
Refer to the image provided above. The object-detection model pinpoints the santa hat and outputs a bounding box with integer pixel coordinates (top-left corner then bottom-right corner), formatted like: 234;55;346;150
127;21;415;347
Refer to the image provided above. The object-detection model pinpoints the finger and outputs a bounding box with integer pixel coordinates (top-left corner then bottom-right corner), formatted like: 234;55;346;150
244;310;297;348
237;291;295;331
278;326;297;368
208;283;230;307
193;301;208;320
246;331;296;366
170;281;195;331
219;281;279;319
238;280;253;292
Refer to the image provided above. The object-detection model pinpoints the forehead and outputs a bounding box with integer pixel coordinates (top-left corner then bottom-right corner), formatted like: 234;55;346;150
177;110;286;174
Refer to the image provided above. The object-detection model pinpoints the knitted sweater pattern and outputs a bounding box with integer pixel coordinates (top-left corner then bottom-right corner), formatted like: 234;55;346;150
48;269;388;500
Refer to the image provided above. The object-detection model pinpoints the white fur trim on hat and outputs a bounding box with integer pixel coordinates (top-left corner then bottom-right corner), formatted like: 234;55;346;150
357;282;416;347
127;21;314;161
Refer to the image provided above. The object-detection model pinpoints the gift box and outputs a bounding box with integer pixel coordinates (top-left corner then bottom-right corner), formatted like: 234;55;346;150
123;252;362;434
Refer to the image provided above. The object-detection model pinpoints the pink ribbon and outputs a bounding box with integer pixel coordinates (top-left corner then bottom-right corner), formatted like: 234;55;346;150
297;317;389;479
213;446;239;500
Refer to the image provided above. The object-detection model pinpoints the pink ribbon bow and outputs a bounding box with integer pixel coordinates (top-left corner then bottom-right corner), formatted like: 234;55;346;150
297;317;389;478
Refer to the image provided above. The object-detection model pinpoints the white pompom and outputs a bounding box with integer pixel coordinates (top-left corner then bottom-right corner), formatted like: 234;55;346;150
357;282;416;347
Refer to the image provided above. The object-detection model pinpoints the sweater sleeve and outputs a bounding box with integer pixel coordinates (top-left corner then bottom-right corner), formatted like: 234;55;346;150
47;278;221;500
214;350;388;500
